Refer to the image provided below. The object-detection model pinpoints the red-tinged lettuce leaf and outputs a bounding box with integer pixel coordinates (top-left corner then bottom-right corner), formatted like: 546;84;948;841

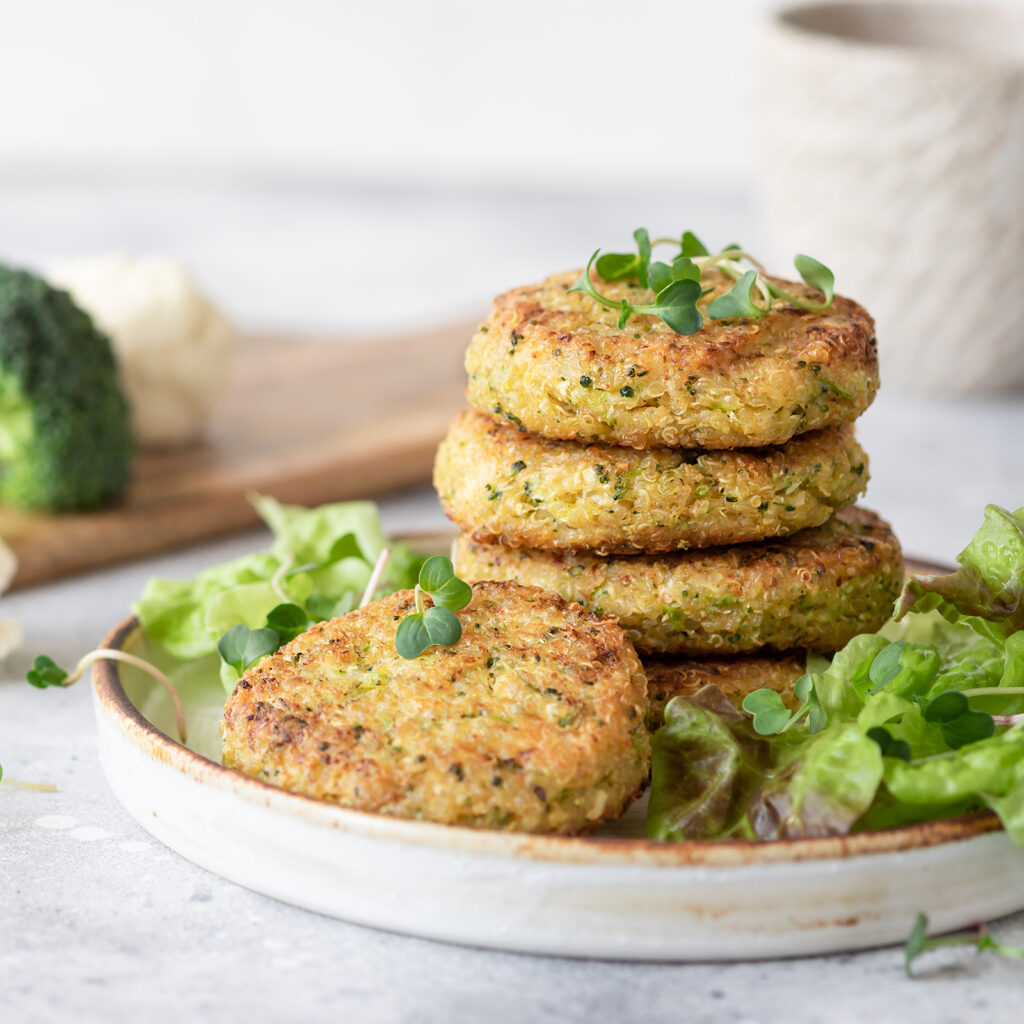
897;505;1024;645
646;686;769;841
748;724;883;840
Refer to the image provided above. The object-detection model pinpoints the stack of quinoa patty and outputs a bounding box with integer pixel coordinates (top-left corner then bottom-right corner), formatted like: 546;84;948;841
436;263;903;726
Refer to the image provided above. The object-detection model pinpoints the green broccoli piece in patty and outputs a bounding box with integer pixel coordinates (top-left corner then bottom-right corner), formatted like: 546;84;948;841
0;265;133;510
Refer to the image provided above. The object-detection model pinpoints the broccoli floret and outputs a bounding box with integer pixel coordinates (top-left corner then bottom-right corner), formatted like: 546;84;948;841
0;265;133;510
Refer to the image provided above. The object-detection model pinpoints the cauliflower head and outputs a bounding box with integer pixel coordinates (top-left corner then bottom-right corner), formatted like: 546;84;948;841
47;255;237;447
0;538;23;661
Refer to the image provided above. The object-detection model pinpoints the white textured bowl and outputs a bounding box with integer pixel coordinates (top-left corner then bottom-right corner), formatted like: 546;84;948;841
90;549;1024;960
759;2;1024;395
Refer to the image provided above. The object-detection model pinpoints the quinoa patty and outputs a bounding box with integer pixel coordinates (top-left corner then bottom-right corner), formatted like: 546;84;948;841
221;580;650;834
466;269;878;450
644;653;806;732
435;410;868;555
455;507;901;656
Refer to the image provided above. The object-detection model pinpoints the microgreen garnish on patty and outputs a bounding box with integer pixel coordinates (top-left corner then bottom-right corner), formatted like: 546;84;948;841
569;229;835;335
395;556;472;659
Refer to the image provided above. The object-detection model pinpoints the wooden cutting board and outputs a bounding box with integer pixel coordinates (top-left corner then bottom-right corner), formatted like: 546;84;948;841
1;321;474;590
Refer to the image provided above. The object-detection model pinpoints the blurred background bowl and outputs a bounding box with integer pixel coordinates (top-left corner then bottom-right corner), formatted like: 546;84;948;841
759;2;1024;394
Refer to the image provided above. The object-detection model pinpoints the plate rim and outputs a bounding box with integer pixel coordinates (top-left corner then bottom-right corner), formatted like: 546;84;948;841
92;546;1004;869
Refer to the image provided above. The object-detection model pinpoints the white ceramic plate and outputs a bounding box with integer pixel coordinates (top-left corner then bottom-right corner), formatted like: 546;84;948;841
91;542;1024;960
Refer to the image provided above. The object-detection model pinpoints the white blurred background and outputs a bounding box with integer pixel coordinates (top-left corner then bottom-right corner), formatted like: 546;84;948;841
0;0;1021;556
0;0;1018;331
1;0;767;190
0;0;782;332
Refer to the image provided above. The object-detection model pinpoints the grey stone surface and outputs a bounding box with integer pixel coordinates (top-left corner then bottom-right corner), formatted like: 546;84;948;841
0;182;1022;1021
2;480;1024;1024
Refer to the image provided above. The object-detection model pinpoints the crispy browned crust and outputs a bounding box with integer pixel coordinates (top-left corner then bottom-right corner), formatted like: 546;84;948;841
466;268;878;449
221;580;650;834
644;653;807;732
435;410;869;554
455;506;903;656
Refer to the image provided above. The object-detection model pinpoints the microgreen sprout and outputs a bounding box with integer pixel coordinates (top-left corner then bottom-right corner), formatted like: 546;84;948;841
867;640;907;693
866;726;912;762
741;674;827;736
264;603;311;645
957;686;1024;729
394;556;473;659
905;913;1024;977
570;229;835;336
359;547;391;608
921;691;996;749
26;650;188;743
217;545;393;684
217;626;280;677
0;769;56;792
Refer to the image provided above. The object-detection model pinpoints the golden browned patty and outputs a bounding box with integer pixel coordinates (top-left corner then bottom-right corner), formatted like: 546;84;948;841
455;506;902;656
221;580;650;834
435;410;868;555
465;269;878;449
644;653;806;731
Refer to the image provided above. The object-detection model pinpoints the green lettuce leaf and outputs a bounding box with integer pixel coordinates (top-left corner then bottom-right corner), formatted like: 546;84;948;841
134;495;424;672
854;789;980;832
812;634;889;717
251;493;422;592
648;503;1024;847
877;704;950;761
134;552;280;660
856;690;916;731
883;729;1024;804
250;494;382;567
897;504;1024;644
984;781;1024;847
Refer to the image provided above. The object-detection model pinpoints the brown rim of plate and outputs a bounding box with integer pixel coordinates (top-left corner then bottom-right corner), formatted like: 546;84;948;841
91;549;1002;868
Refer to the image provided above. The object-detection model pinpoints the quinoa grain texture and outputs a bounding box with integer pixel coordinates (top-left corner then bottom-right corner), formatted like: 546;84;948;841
222;581;650;834
466;268;878;449
435;410;868;555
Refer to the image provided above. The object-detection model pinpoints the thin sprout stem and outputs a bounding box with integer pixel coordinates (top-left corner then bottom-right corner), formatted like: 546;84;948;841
984;937;1024;959
359;548;391;609
992;714;1024;727
698;248;767;272
577;242;829;329
0;779;57;792
962;687;1024;697
696;248;778;312
574;264;621;309
270;554;294;604
712;256;774;309
781;702;811;733
714;259;745;281
753;274;774;310
589;290;622;311
413;584;426;617
767;281;831;311
69;650;187;744
911;749;959;765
